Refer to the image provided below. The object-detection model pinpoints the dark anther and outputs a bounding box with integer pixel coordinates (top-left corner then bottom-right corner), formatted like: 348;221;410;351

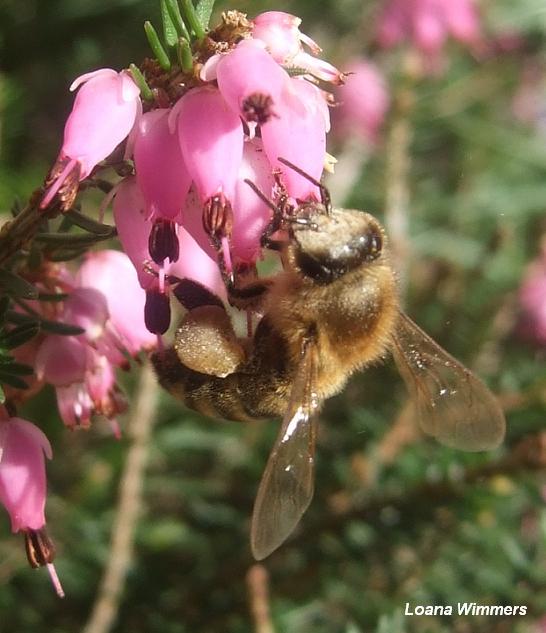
203;194;234;240
24;528;56;568
148;219;180;265
242;92;277;124
145;288;171;334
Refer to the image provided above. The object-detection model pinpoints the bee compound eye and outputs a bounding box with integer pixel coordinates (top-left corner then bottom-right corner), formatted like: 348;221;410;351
367;229;382;259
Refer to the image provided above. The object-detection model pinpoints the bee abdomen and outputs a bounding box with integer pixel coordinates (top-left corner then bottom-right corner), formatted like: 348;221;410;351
151;347;258;423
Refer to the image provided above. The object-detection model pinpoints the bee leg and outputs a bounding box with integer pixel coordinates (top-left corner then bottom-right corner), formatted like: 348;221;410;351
162;277;247;377
174;304;247;378
227;263;274;312
168;277;225;311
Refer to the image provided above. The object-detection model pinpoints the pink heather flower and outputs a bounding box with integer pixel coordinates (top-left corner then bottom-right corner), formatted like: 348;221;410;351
33;254;153;429
35;334;88;387
519;247;546;345
0;414;63;597
133;109;192;265
173;87;244;205
112;177;155;290
231;138;275;264
173;86;244;275
261;78;327;200
134;109;191;222
375;0;481;59
76;250;157;355
252;11;344;84
41;69;141;209
0;416;52;532
333;60;390;143
173;212;229;299
35;332;125;430
113;176;225;333
204;39;289;128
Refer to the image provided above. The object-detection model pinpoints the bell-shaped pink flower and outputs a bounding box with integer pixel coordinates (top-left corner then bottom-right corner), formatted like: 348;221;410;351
0;416;52;532
333;60;390;143
56;382;94;430
261;78;326;200
0;413;63;597
375;0;481;60
134;109;191;221
52;349;126;431
252;11;344;84
41;69;141;209
112;177;155;290
174;87;244;205
35;334;88;387
519;246;546;345
76;250;157;355
62;288;110;343
211;39;289;126
169;221;227;300
231;139;275;264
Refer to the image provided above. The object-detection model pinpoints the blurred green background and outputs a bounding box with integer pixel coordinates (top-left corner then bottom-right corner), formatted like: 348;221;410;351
2;1;546;632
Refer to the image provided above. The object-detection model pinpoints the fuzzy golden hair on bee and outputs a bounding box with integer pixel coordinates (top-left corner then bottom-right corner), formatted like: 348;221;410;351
151;160;506;561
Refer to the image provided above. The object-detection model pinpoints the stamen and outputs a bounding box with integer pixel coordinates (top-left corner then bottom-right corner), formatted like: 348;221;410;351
221;235;233;276
40;158;79;209
109;418;122;440
46;563;65;598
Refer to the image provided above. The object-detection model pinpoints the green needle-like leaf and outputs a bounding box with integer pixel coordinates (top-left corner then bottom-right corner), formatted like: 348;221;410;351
0;361;34;376
37;292;69;302
144;21;172;71
35;230;116;246
129;64;154;101
180;0;205;41
0;269;39;299
161;0;179;46
0;372;29;390
3;321;40;349
177;37;193;72
0;296;10;321
165;0;191;42
65;209;115;236
195;0;215;30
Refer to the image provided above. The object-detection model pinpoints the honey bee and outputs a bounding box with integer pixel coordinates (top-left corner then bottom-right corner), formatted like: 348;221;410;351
151;160;506;560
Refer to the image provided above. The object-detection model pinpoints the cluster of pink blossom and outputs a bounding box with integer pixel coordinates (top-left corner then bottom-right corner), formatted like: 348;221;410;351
34;250;156;433
3;9;347;593
41;11;344;335
375;0;482;64
0;249;154;594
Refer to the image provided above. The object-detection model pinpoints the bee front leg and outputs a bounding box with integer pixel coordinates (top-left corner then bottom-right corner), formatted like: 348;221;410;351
227;263;274;312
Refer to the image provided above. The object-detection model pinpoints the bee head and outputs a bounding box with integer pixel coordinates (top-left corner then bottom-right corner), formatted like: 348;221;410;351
289;208;385;284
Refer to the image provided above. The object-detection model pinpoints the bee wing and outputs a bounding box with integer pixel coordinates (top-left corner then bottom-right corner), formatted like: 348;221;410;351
251;337;319;560
392;312;505;452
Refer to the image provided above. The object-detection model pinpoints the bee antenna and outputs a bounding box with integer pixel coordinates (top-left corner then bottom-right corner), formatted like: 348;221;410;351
277;157;332;214
243;179;280;214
